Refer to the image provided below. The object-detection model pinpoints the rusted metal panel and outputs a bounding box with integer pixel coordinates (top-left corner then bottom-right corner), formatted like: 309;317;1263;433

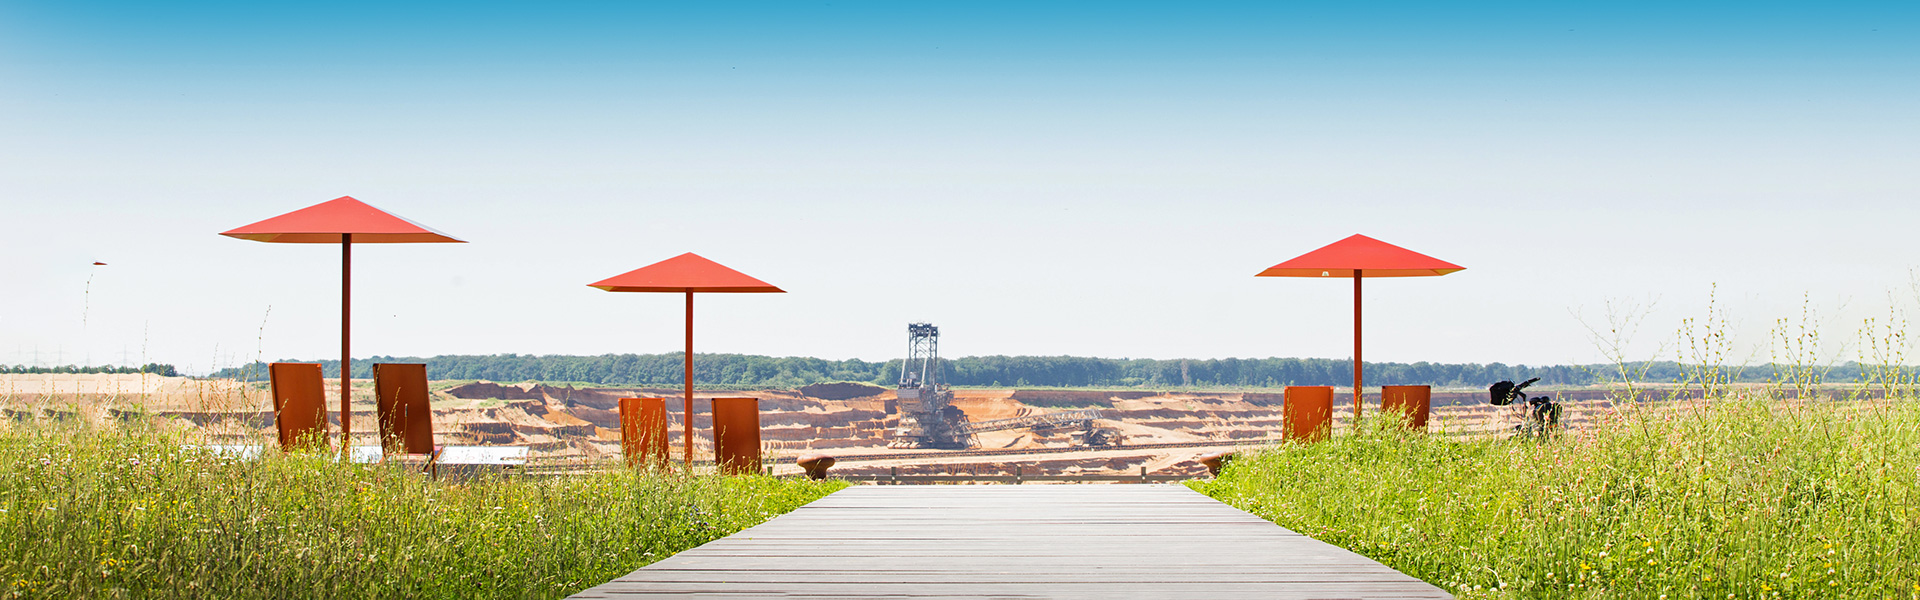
1283;386;1332;442
1381;385;1432;430
619;397;670;468
373;363;436;455
712;397;761;475
268;363;327;450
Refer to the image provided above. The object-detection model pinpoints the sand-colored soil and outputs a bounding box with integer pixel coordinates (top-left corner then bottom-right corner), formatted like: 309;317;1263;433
8;376;1633;476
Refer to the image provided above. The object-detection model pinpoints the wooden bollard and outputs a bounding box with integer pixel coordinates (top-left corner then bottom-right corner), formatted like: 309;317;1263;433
1197;451;1235;476
796;454;836;480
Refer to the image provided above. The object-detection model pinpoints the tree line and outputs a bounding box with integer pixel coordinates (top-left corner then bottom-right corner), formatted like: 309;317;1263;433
1;364;181;377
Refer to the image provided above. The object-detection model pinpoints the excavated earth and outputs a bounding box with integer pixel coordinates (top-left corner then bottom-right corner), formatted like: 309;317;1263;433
5;374;1622;479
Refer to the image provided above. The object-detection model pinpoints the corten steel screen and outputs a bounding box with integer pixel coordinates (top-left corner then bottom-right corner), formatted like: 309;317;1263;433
620;397;670;468
1284;386;1334;442
373;363;436;455
269;363;328;450
712;397;762;475
1381;385;1432;430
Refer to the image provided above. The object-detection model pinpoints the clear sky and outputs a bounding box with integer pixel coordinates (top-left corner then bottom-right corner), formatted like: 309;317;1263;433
2;2;1915;375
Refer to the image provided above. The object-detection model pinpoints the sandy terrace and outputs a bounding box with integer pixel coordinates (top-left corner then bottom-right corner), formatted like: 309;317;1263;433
7;376;1637;476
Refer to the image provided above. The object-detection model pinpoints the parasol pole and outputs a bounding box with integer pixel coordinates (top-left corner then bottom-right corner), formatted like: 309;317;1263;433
1353;268;1363;424
342;233;353;458
683;290;694;468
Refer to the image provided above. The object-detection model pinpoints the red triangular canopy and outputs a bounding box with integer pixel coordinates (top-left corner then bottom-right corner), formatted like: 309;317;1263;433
221;196;464;243
1257;234;1463;278
590;253;785;293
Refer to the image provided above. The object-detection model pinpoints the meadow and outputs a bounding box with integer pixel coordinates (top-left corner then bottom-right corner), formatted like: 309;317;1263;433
1191;394;1920;598
0;422;844;599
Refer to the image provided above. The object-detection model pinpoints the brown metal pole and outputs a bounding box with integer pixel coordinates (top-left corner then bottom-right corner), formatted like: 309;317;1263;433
341;233;352;458
683;290;694;468
1352;269;1363;424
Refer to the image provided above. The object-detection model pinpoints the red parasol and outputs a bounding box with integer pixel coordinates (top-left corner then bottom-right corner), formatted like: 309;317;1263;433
1258;234;1462;422
589;252;784;467
222;196;464;455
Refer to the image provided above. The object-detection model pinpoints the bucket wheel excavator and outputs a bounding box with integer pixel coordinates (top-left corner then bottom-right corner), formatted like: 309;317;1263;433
888;323;973;449
886;323;1126;449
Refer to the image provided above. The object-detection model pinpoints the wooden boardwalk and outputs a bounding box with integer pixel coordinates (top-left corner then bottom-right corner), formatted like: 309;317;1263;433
570;484;1452;599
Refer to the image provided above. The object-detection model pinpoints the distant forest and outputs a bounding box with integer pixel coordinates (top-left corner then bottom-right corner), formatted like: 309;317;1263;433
200;353;1891;389
1;364;181;377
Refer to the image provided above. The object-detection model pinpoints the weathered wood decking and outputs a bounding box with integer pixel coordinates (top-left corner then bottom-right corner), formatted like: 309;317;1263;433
571;484;1452;599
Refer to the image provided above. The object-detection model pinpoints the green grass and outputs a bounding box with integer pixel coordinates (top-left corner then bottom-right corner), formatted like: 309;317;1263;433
0;423;844;599
1190;397;1920;598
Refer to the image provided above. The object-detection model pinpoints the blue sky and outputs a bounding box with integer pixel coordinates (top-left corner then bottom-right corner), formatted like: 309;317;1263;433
2;2;1915;374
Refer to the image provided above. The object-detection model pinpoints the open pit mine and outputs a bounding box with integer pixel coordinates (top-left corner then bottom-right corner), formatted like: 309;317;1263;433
3;371;1614;480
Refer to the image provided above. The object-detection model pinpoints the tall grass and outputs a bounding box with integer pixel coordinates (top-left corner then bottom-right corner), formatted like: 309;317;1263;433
1191;397;1920;598
0;422;844;599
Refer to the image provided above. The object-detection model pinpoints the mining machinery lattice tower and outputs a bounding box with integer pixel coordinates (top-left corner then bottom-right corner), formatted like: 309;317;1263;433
889;323;973;449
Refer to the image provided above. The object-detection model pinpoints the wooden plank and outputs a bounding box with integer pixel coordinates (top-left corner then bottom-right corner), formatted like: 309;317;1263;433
569;485;1452;599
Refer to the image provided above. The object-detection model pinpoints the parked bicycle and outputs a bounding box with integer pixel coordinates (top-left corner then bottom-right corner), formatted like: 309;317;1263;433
1488;377;1562;439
